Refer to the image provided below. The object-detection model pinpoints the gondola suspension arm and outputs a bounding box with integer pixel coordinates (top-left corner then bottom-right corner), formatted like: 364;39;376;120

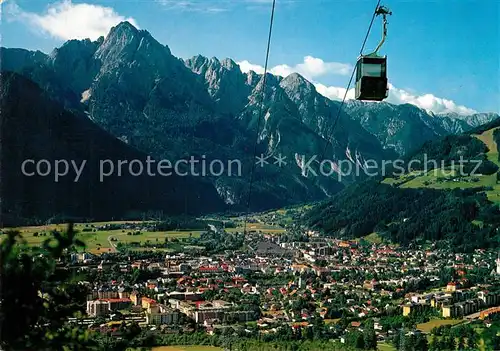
367;5;392;57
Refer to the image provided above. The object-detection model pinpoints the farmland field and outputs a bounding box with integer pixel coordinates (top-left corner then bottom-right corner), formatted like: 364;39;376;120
0;222;203;254
226;222;285;235
126;347;222;351
377;343;396;351
416;319;463;333
1;217;287;253
151;347;222;351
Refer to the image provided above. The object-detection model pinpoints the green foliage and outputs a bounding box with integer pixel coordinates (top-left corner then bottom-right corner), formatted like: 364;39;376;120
93;323;354;350
0;223;95;350
473;118;500;135
362;319;377;350
330;319;378;350
155;217;207;231
388;122;500;177
194;230;244;253
481;314;500;350
395;330;428;351
428;324;479;351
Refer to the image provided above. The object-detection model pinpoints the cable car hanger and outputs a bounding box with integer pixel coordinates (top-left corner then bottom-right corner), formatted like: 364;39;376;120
365;5;392;57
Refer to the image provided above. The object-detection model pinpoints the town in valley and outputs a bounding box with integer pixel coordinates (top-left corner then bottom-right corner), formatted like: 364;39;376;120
5;210;499;351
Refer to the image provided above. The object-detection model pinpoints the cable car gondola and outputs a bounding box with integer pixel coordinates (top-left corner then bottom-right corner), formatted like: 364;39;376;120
355;5;392;101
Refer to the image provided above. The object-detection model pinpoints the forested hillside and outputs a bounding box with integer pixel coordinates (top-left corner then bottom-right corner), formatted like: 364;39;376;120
307;181;500;252
307;119;500;252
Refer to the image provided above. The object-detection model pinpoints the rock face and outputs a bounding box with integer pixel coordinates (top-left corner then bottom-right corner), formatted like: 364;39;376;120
185;55;251;115
435;112;500;132
1;21;498;216
343;101;447;156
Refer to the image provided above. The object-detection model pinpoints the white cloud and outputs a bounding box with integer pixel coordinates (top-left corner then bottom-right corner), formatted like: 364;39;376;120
237;58;477;115
272;56;351;80
156;0;228;13
296;56;352;78
237;60;266;75
386;84;477;115
238;56;351;81
156;0;288;12
270;64;294;77
6;0;139;41
314;83;355;101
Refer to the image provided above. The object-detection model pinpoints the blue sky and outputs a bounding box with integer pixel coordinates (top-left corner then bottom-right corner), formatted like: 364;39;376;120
1;0;499;114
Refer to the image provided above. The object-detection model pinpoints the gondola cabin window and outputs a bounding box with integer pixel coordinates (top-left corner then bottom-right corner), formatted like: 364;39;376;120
355;56;388;101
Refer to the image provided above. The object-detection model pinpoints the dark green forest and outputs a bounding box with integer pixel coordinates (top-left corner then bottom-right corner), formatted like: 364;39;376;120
307;181;500;251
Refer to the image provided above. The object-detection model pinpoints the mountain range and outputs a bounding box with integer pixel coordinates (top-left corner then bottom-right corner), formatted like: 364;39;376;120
1;21;498;223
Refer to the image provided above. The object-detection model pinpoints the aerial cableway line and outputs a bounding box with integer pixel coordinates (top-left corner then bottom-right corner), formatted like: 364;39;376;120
242;0;392;234
319;0;392;162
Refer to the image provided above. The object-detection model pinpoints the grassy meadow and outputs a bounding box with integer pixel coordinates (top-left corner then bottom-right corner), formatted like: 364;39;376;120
0;218;286;254
0;222;203;254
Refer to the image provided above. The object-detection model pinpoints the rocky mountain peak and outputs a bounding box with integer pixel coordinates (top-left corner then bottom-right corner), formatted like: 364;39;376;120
245;70;260;88
438;112;499;128
221;58;238;70
185;55;249;114
107;21;139;38
281;72;311;87
0;48;48;72
186;55;237;76
254;73;280;92
209;56;220;64
2;21;498;214
95;21;172;65
280;72;315;100
49;38;99;59
185;55;209;73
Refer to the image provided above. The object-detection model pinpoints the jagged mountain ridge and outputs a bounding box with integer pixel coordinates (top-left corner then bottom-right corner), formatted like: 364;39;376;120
343;101;498;156
1;21;498;211
436;112;499;132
